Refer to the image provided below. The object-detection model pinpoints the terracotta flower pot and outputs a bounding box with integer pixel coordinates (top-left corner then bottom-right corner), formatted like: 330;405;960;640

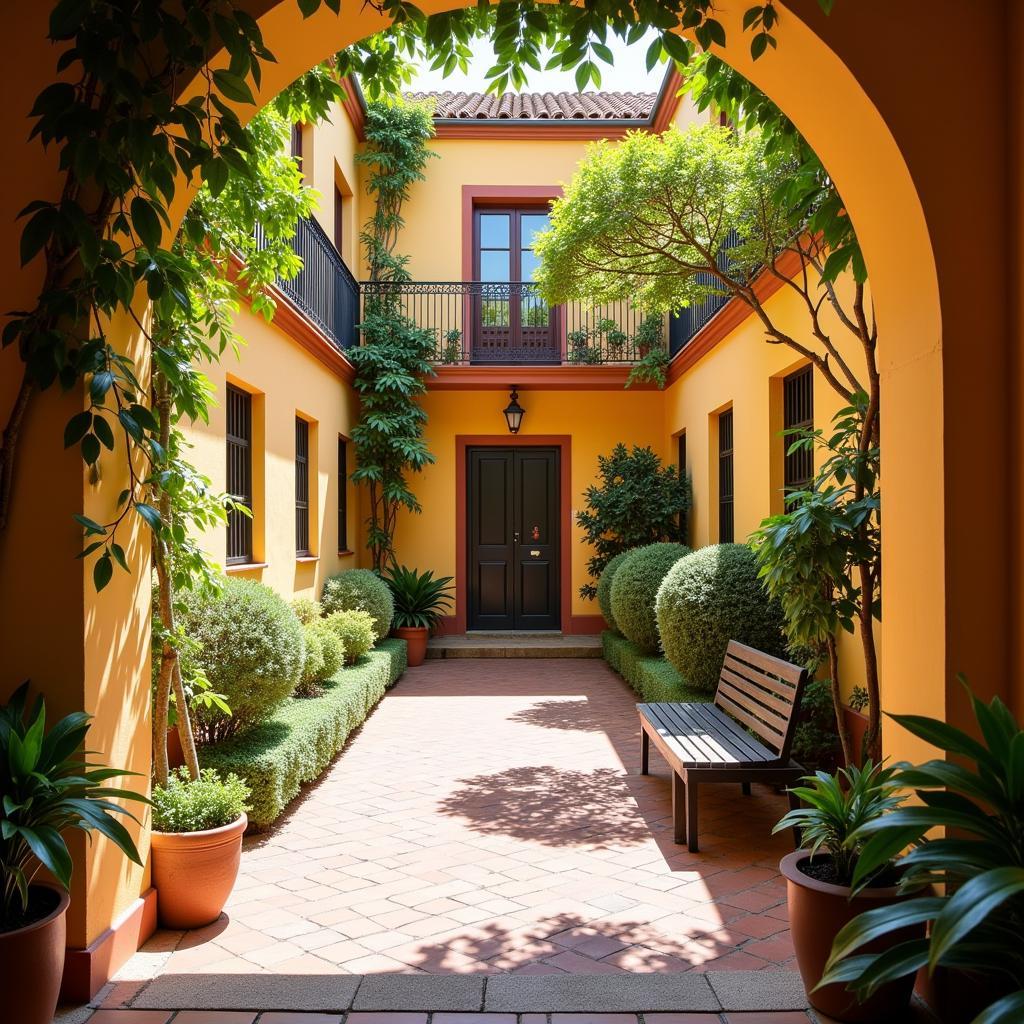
780;850;924;1022
0;883;69;1024
151;813;247;928
393;625;429;667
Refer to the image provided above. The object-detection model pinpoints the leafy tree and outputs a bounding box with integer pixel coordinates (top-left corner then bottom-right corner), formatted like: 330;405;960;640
349;99;438;572
577;444;691;600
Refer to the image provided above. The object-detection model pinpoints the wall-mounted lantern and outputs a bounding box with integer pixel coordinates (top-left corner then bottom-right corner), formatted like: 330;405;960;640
503;387;525;434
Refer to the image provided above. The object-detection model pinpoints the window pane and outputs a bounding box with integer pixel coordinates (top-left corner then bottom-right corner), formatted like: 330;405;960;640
480;250;511;282
521;294;549;326
480;297;510;327
479;214;510;248
520;250;541;282
520;214;549;247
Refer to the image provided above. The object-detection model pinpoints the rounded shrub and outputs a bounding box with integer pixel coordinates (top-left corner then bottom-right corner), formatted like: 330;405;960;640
321;569;394;641
596;551;630;632
324;609;376;665
655;543;787;693
295;623;326;698
291;596;322;626
610;542;691;653
181;577;305;743
315;623;345;680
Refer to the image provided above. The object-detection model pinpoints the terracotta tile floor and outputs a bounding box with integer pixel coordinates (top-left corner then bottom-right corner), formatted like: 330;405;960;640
114;659;797;997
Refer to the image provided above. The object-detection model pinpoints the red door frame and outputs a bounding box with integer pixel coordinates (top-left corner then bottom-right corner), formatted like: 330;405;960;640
454;434;572;634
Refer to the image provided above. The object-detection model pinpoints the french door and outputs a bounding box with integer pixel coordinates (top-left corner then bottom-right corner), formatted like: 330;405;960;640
467;446;560;630
473;207;557;363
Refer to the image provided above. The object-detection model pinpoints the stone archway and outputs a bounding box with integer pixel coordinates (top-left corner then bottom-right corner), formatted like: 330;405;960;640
1;0;1016;979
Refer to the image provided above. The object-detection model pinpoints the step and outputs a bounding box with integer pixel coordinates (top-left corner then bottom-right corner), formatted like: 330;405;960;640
426;632;603;659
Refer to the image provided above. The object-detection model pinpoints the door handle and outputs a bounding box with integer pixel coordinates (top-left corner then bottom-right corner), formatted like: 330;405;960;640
513;531;519;545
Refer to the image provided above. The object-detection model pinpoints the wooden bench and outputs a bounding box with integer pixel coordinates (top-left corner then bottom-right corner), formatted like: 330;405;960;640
638;640;808;852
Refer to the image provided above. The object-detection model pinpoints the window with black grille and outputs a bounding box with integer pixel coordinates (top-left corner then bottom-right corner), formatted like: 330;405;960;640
334;185;344;258
783;365;814;504
677;431;688;545
295;417;310;557
718;409;734;544
338;436;348;552
290;122;303;162
225;385;253;564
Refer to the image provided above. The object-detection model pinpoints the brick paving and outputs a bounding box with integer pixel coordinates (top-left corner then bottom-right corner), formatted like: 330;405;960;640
81;1014;817;1023
97;658;800;1013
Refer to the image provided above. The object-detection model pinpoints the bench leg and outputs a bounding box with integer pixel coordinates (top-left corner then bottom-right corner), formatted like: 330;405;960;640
788;787;803;849
686;778;700;853
641;729;649;775
672;772;686;844
741;781;751;796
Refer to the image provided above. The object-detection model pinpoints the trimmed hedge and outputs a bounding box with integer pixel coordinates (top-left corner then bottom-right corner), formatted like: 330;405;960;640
321;569;394;640
609;542;691;653
596;551;629;632
200;639;407;829
655;543;786;693
602;630;704;703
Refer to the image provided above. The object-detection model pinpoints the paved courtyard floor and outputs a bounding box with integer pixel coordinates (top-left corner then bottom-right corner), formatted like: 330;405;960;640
88;657;809;1018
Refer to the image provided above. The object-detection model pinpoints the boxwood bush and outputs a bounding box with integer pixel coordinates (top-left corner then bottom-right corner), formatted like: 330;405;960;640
321;569;394;640
325;609;376;665
180;577;305;743
200;639;407;829
602;631;704;703
609;542;691;653
597;551;629;632
655;543;787;693
295;623;326;698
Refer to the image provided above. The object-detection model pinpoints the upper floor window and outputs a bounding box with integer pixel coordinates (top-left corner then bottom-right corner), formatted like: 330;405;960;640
338;436;348;553
783;365;814;503
295;417;310;557
334;185;344;259
226;385;253;564
718;408;734;544
290;122;303;162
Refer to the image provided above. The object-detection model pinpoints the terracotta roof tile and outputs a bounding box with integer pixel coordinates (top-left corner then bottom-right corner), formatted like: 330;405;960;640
405;90;658;121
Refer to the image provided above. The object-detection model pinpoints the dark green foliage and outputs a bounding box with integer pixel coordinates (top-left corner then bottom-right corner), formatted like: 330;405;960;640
0;683;147;926
610;542;691;653
295;623;326;698
151;768;249;834
179;577;305;744
791;678;841;771
655;543;786;693
200;640;406;829
819;688;1024;1018
321;569;395;640
350;99;438;571
601;631;705;704
383;565;454;631
596;551;629;631
577;445;691;600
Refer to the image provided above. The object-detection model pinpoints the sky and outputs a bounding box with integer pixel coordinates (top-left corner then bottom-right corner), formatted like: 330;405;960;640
405;30;667;94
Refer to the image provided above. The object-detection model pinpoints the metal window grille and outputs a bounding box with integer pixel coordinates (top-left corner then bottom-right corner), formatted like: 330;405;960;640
718;409;734;544
226;386;253;564
338;436;348;552
783;365;814;504
677;431;688;545
295;417;310;556
290;122;303;161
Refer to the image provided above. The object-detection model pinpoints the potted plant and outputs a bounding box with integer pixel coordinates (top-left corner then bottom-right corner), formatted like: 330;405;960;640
441;328;463;365
821;687;1024;1024
0;683;147;1024
774;760;922;1022
150;767;249;928
383;564;454;666
633;316;662;357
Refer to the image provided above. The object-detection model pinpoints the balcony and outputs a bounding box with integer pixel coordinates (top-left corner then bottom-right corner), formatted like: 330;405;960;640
263;216;735;366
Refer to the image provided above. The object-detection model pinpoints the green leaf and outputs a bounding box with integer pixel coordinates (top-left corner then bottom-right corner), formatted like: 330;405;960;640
212;69;256;105
17;825;73;889
93;554;113;591
824;897;946;970
972;991;1024;1024
63;411;92;448
130;197;161;251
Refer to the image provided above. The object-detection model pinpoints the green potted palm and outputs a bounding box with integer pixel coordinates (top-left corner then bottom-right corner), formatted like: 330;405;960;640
383;565;454;666
0;683;147;1024
774;760;922;1022
821;687;1024;1024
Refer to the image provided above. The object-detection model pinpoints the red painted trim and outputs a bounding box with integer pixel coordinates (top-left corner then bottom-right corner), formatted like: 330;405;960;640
61;888;158;1002
338;75;366;141
651;67;686;133
428;364;658;391
436;123;638;141
455;434;572;634
666;248;805;385
568;614;605;635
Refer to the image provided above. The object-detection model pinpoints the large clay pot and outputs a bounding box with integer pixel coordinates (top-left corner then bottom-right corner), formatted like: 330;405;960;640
781;850;924;1022
394;625;428;667
0;883;69;1024
151;813;247;928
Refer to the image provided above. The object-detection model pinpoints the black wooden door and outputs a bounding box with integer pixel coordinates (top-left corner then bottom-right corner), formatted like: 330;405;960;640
467;446;560;630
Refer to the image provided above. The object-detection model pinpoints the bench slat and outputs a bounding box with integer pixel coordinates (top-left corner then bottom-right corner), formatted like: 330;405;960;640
724;643;805;691
642;704;728;765
683;701;778;762
639;702;779;768
649;703;744;764
718;665;797;719
715;691;786;754
717;675;791;736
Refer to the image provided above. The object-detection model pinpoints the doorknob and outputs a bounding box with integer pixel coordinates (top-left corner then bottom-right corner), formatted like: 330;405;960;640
513;531;519;544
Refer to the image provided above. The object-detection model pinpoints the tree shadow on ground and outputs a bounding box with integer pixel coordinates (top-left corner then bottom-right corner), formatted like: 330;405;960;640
508;698;612;733
437;765;653;848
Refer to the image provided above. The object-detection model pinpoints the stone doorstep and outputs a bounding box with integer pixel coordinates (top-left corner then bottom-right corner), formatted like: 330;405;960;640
426;636;603;660
129;972;807;1014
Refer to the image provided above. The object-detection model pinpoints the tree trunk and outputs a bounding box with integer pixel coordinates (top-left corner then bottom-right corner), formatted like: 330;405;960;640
826;635;854;767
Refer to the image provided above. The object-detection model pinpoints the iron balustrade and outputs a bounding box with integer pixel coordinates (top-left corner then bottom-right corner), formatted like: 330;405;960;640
669;229;743;357
254;214;360;352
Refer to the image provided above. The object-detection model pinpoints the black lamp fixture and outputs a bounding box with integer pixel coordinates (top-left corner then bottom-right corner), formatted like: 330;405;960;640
503;386;525;434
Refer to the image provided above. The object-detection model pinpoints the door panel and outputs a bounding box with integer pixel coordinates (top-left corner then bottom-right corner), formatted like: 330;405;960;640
468;446;560;630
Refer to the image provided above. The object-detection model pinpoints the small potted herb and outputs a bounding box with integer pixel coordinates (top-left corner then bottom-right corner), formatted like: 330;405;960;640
774;761;922;1022
0;683;147;1024
150;767;250;928
383;565;454;666
441;328;463;365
